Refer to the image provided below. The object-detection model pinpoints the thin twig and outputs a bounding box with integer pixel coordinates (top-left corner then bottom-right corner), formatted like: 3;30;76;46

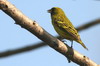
76;19;100;31
0;43;47;57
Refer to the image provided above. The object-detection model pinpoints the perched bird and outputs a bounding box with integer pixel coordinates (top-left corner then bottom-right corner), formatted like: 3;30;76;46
48;7;88;50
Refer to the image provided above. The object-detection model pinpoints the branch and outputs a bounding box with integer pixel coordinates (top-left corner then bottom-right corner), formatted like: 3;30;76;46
0;0;99;66
0;20;99;58
0;42;47;57
76;19;100;31
0;11;100;58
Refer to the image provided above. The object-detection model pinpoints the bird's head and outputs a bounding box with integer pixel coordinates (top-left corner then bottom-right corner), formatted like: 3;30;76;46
48;7;65;15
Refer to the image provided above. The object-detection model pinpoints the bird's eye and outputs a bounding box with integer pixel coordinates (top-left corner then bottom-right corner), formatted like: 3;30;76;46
52;8;56;11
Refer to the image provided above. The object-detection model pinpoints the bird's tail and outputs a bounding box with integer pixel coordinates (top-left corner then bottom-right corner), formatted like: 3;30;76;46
77;40;88;50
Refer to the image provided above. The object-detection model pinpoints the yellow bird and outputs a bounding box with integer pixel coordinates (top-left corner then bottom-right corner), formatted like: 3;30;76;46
48;7;88;50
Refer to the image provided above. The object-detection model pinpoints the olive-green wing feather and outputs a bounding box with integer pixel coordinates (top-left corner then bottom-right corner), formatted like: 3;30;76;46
55;20;88;50
55;20;80;40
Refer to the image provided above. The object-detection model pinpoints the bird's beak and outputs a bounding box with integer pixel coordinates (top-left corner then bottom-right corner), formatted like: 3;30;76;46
47;9;51;13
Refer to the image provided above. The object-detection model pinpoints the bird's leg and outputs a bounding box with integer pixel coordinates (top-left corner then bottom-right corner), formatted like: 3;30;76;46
71;40;73;48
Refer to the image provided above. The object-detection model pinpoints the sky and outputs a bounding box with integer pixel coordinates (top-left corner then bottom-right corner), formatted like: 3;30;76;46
0;0;100;66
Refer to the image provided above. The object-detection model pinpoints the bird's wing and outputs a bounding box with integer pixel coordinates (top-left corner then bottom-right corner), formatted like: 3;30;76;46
56;20;80;40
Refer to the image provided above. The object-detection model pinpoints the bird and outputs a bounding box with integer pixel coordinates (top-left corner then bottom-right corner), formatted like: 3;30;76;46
48;7;88;50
